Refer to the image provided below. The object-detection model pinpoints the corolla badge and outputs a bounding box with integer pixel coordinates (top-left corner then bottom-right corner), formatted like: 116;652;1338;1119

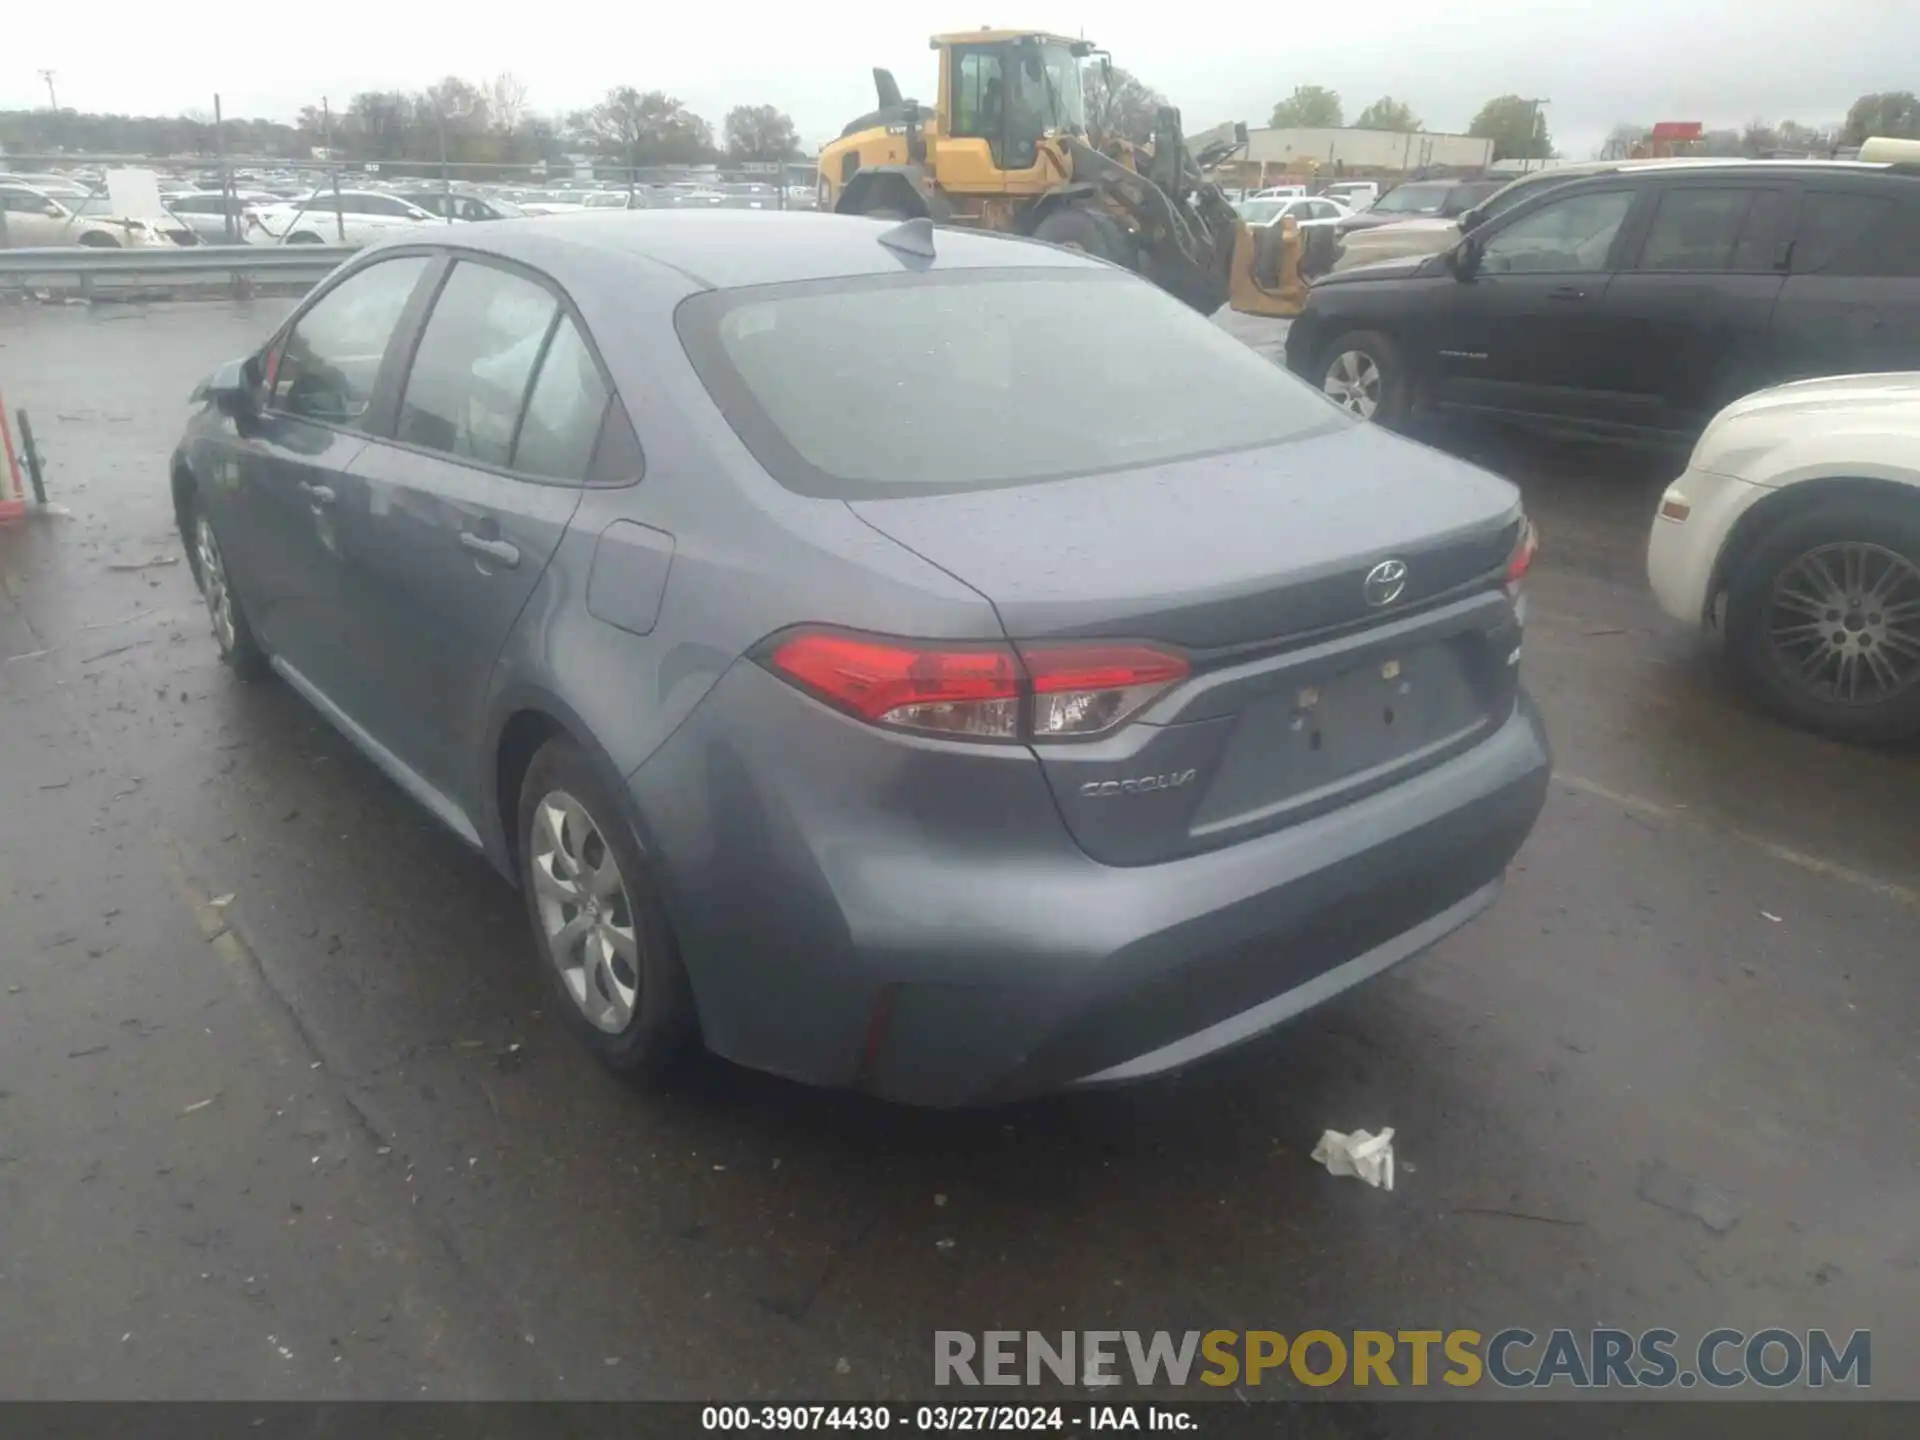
1079;769;1197;798
1363;559;1409;607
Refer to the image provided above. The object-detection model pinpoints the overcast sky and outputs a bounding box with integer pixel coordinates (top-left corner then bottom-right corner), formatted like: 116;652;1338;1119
7;0;1916;159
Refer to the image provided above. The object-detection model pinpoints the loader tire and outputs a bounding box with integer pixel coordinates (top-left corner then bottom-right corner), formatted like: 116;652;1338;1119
1032;206;1133;266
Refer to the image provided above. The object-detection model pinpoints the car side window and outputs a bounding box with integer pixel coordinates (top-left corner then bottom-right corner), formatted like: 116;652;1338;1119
1792;192;1920;277
460;199;491;222
1633;187;1784;273
511;316;613;482
268;255;431;427
1479;189;1633;275
396;261;558;467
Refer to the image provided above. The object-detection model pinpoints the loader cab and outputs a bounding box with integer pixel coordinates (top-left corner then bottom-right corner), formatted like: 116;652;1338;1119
935;31;1090;188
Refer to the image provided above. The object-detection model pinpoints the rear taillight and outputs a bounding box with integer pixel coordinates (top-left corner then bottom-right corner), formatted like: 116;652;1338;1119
1504;517;1538;602
764;629;1189;742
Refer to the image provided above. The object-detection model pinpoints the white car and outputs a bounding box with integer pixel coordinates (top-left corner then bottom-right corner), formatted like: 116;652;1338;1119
1236;195;1348;231
158;189;277;243
0;182;189;248
1647;373;1920;743
1323;181;1381;210
243;190;438;245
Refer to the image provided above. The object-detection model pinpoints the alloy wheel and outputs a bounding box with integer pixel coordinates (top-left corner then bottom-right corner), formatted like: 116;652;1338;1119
195;516;237;653
1323;350;1382;419
1768;541;1920;706
530;790;641;1033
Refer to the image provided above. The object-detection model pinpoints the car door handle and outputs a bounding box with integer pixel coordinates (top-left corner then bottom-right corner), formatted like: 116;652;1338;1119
1547;285;1587;301
298;481;337;505
460;532;521;568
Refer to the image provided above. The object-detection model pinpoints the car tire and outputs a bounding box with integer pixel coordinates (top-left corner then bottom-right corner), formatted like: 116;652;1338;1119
1031;204;1134;266
1316;329;1408;425
517;737;697;1081
1726;499;1920;744
285;231;323;245
185;498;269;680
78;232;120;248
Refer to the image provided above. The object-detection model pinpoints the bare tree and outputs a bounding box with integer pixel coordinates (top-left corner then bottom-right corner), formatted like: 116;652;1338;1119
484;72;528;135
1082;64;1167;145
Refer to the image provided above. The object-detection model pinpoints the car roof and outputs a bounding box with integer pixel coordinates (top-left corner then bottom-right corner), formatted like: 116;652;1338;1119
368;209;1106;290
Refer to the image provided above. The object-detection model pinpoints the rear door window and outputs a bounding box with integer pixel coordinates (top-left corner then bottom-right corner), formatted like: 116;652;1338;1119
268;255;432;426
1791;192;1920;276
510;316;613;482
1632;186;1790;272
397;260;559;467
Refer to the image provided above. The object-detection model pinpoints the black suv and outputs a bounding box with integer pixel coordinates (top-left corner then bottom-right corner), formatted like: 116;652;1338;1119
1285;162;1920;440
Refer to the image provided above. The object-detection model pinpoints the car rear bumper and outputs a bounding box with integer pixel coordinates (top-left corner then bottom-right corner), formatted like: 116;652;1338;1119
630;663;1550;1107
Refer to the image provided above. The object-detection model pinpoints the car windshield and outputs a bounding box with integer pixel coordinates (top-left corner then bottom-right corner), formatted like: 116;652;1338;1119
1236;199;1286;223
1371;182;1455;215
677;268;1342;499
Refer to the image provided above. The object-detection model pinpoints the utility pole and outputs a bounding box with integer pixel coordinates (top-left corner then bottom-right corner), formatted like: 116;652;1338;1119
321;96;333;155
38;69;60;152
1523;97;1550;162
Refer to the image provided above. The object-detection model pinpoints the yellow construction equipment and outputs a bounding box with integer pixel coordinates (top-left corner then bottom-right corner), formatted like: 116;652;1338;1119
816;29;1303;317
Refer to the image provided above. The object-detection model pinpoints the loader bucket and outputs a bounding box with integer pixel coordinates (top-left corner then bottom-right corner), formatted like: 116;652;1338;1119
1228;216;1307;319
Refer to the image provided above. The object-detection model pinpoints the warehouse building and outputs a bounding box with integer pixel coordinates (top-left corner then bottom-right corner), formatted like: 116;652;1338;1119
1218;126;1495;186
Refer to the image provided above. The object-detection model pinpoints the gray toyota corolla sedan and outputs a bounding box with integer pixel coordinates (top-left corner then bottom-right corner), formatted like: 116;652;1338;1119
170;210;1550;1106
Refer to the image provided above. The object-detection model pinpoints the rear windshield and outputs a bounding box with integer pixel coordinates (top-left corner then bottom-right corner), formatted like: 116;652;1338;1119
675;268;1342;498
1372;182;1454;215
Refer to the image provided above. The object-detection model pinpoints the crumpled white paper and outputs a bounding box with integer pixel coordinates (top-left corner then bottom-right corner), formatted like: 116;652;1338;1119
1311;1127;1396;1190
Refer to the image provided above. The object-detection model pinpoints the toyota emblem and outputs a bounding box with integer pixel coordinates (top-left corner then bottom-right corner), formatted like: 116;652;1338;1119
1363;559;1408;607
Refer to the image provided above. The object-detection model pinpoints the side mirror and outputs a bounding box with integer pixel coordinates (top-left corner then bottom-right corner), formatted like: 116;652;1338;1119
44;202;66;217
207;357;260;422
1449;236;1483;280
1458;206;1485;233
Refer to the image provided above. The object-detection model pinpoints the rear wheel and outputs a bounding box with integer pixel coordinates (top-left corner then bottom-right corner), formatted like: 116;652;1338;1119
1032;205;1134;266
1316;329;1407;425
285;231;323;244
78;232;120;248
517;737;697;1080
1726;500;1920;744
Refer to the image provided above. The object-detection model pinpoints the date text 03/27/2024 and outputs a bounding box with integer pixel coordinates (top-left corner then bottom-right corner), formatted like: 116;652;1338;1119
702;1406;1185;1432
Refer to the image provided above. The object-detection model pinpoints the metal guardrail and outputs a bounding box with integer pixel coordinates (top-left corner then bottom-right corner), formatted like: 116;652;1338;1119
0;244;358;277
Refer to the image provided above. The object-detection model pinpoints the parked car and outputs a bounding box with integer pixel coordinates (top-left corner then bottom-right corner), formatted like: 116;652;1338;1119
65;192;200;247
400;189;529;223
1236;195;1348;230
1331;160;1753;274
169;211;1549;1106
1334;179;1505;240
244;190;439;245
0;172;96;200
1648;373;1920;743
144;189;275;243
0;182;189;248
1323;181;1382;211
1286;162;1920;435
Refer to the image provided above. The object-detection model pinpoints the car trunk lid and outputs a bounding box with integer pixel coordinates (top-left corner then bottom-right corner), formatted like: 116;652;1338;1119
850;424;1528;865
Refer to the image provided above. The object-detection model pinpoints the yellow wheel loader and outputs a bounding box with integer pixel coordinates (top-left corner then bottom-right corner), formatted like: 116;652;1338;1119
816;29;1305;318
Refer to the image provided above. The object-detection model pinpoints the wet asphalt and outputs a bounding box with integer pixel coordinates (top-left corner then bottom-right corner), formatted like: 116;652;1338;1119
1;297;1916;1402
